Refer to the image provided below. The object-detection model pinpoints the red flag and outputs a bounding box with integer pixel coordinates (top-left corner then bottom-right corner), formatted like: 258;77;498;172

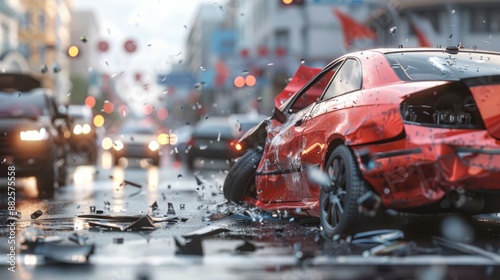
332;8;377;49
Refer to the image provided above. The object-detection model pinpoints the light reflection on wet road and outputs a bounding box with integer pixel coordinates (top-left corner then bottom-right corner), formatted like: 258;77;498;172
2;151;500;279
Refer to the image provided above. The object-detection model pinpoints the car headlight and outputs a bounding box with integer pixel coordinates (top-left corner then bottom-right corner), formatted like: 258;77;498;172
73;124;82;135
20;128;48;141
113;140;124;151
102;137;113;150
82;124;91;134
148;140;159;151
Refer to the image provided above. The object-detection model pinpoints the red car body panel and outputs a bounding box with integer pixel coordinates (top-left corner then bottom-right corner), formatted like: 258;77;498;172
243;48;500;216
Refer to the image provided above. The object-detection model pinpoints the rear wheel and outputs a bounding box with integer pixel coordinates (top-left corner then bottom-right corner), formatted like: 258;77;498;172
320;145;375;237
223;149;263;204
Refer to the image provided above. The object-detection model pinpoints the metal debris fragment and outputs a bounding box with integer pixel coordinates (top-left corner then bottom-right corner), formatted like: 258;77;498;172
30;210;43;220
174;236;203;256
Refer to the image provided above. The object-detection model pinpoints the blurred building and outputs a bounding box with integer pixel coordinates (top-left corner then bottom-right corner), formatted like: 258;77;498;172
386;0;500;50
0;0;30;72
68;10;100;104
18;0;73;103
185;4;225;76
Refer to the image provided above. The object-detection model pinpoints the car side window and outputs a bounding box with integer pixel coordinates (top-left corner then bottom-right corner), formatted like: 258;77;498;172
289;65;339;112
321;59;362;101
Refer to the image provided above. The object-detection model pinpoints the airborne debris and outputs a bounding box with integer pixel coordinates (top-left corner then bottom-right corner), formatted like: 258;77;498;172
352;229;404;245
31;210;43;220
151;201;159;211
167;202;176;215
69;232;88;246
80;36;88;43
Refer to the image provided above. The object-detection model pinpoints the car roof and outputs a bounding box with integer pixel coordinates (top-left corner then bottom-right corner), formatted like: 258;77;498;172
343;47;500;59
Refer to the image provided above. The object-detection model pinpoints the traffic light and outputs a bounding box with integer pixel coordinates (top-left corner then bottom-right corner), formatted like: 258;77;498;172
67;45;80;58
280;0;304;6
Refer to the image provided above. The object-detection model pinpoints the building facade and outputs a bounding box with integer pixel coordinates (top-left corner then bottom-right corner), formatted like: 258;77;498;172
0;0;30;72
18;0;73;103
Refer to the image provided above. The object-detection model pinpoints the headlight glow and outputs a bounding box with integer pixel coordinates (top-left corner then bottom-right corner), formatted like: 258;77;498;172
73;124;82;135
113;140;124;151
20;128;48;141
82;124;91;134
102;137;113;150
148;140;159;151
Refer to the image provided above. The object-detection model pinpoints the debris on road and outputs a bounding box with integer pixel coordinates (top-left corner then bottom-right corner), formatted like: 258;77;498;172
352;229;404;245
357;191;382;217
174;236;203;256
21;227;95;264
432;236;500;263
182;225;230;239
110;175;143;188
0;209;20;225
30;210;43;220
113;237;124;244
235;241;257;253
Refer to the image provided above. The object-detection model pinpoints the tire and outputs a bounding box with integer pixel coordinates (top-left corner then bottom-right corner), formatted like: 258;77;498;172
223;149;263;204
320;145;376;238
37;165;55;199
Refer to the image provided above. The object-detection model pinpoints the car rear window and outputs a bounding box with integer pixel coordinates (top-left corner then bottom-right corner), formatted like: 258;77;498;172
386;51;500;81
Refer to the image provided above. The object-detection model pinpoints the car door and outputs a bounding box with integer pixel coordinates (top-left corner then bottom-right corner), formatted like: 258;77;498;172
264;64;339;202
300;58;363;189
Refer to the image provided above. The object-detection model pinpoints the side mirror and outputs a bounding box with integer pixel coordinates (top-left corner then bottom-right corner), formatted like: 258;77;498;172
271;107;287;124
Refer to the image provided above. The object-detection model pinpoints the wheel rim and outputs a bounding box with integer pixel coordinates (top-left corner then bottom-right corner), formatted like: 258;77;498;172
322;155;347;230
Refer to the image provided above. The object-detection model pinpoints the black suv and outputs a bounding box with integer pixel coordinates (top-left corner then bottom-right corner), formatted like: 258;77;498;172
0;74;70;198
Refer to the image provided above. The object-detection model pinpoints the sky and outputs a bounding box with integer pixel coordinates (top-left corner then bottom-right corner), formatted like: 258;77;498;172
73;0;221;114
73;0;217;79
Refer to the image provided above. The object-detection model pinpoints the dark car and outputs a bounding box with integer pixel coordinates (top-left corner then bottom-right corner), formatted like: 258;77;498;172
186;114;266;170
109;125;161;166
67;105;98;163
0;74;70;198
224;47;500;237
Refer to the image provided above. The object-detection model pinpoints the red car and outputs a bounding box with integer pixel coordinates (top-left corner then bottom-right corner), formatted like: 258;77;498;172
223;47;500;237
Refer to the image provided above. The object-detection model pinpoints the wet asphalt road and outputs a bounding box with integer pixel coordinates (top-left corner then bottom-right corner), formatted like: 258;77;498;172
2;149;500;279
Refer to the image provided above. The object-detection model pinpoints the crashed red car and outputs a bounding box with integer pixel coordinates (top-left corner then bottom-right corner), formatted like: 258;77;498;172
223;47;500;237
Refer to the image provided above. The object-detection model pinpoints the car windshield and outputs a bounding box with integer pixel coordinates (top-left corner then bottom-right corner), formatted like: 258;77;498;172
386;51;500;81
0;92;45;118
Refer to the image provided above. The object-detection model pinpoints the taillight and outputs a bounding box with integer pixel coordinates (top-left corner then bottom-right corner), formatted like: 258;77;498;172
400;84;484;129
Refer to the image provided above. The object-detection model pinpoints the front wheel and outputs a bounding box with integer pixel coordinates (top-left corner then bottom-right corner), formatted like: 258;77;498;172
320;145;373;237
223;149;263;204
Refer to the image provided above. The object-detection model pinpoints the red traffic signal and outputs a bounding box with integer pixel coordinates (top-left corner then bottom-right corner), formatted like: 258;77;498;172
280;0;304;6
